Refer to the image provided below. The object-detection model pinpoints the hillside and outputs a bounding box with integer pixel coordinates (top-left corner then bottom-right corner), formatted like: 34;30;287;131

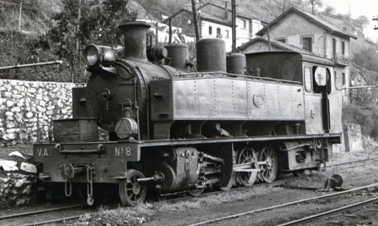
0;0;377;81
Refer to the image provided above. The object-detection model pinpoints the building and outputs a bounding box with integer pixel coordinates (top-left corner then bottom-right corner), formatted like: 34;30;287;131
164;2;265;52
239;7;357;102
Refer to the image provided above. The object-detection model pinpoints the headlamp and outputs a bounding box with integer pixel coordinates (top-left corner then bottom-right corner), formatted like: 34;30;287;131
83;44;116;66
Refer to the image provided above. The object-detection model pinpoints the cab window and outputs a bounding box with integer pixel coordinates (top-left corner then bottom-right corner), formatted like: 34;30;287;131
312;66;331;94
304;66;312;92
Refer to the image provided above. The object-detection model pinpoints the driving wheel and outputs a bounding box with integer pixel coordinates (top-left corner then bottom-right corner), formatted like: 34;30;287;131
258;146;278;183
236;147;258;187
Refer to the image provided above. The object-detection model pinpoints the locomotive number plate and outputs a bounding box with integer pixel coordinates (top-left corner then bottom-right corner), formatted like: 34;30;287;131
114;146;132;157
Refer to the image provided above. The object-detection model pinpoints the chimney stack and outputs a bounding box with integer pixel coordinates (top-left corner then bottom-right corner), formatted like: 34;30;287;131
118;22;151;62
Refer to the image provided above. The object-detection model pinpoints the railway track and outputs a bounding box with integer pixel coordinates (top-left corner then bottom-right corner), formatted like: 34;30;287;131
278;196;378;225
0;204;87;226
1;157;375;226
328;156;378;169
185;182;378;226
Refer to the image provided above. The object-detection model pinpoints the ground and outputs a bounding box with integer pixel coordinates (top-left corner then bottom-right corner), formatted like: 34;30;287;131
1;142;378;225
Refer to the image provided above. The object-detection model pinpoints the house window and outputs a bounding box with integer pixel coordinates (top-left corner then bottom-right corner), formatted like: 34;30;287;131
341;41;345;55
342;73;346;85
332;39;336;57
242;20;246;29
209;26;212;35
216;28;221;38
302;37;312;52
225;30;229;39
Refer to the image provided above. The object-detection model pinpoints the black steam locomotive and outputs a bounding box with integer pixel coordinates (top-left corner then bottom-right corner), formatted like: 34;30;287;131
33;22;342;206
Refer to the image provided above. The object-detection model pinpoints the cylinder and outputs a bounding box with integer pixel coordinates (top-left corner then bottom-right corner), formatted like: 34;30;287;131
165;43;189;72
196;38;226;72
226;53;246;74
118;22;151;62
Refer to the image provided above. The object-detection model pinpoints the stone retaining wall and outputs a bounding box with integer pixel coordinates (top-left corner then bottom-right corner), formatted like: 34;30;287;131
0;79;76;145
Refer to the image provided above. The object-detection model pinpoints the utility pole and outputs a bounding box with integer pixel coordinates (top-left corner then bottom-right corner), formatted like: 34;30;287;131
231;0;236;53
191;0;200;42
75;0;82;83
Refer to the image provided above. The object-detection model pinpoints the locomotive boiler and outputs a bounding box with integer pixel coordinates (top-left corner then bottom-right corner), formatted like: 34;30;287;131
33;21;342;206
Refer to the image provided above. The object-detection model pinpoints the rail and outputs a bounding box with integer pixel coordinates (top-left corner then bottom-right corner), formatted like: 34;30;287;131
185;182;378;226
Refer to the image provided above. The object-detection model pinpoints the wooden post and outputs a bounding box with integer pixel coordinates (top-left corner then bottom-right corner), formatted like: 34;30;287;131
169;19;172;44
191;0;200;42
232;0;236;53
18;3;22;31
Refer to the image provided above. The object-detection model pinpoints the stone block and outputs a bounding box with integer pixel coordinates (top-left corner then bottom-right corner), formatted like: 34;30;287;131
16;199;26;206
2;91;12;98
5;100;14;107
3;133;17;140
25;112;34;118
20;163;37;174
5;112;13;117
28;87;37;94
0;160;18;171
36;94;43;100
12;106;21;113
31;82;40;88
15;178;28;188
37;105;46;112
344;124;364;152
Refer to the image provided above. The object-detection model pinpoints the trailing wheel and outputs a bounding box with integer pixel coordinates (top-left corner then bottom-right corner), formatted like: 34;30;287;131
119;169;147;206
236;147;258;187
258;146;278;183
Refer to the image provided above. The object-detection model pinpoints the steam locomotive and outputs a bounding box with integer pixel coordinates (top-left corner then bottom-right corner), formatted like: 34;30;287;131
33;22;342;206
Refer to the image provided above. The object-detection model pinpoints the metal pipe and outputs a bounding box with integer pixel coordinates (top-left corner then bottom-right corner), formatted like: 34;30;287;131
0;60;62;70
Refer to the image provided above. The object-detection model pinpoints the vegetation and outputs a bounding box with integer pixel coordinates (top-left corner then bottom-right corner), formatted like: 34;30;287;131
343;91;378;138
1;0;378;138
0;0;377;82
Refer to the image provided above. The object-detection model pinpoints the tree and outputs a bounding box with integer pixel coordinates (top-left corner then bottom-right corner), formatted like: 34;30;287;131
308;0;323;15
353;47;378;71
322;5;335;16
46;0;136;83
355;15;370;29
282;0;323;14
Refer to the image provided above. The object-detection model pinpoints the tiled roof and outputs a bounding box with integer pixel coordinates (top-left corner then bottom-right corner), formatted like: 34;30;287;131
256;7;357;39
237;37;315;55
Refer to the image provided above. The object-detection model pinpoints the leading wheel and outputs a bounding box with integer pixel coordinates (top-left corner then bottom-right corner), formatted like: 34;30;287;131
236;147;258;187
187;188;205;197
119;169;147;206
292;170;305;177
258;146;278;183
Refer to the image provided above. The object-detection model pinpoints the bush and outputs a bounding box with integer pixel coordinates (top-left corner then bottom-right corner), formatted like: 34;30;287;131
343;102;378;138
